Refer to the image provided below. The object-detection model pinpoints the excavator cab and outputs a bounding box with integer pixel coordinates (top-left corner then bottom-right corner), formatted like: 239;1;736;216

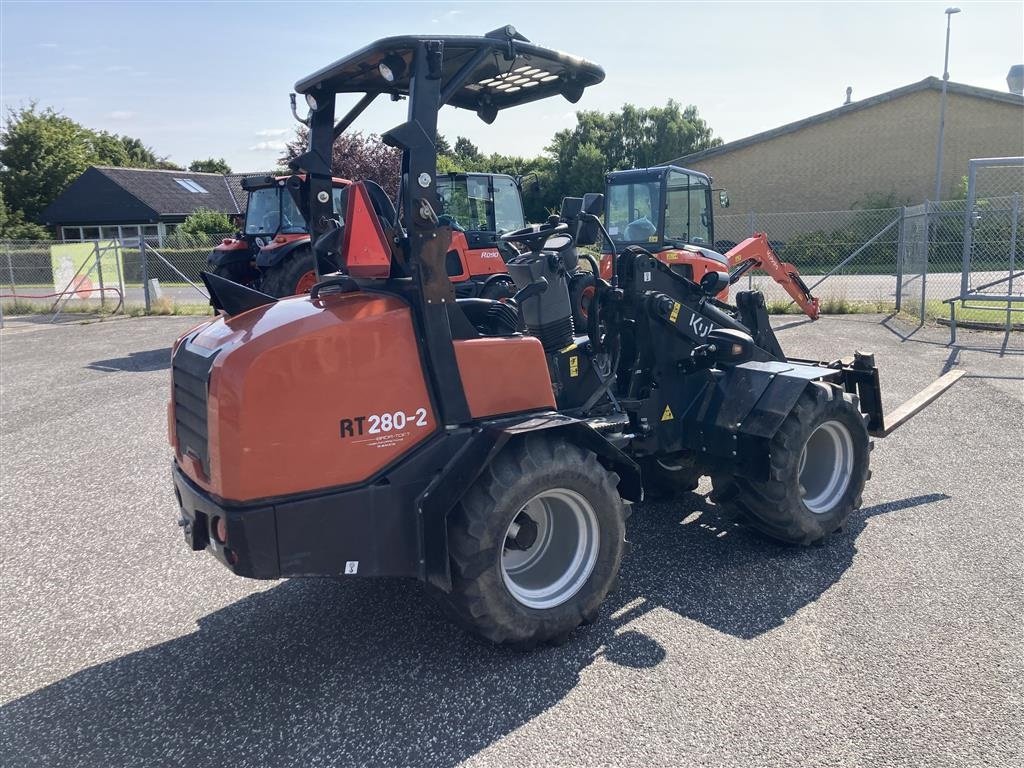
599;165;820;319
600;166;729;296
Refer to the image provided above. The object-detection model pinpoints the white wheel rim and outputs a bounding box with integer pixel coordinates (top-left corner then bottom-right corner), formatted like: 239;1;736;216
501;488;600;609
798;420;855;515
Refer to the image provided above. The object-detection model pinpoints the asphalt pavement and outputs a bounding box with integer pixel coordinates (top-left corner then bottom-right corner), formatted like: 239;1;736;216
0;313;1021;767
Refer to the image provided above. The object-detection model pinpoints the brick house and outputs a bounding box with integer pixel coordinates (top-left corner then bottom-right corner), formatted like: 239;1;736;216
671;77;1024;214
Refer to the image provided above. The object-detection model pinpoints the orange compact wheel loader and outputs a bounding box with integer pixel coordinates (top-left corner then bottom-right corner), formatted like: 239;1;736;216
170;27;963;646
595;166;820;321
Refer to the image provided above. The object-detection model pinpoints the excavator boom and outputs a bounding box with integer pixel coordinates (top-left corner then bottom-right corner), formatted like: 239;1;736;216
726;232;820;320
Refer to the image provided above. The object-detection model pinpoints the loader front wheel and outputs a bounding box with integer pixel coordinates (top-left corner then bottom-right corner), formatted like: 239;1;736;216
711;384;869;545
439;435;626;646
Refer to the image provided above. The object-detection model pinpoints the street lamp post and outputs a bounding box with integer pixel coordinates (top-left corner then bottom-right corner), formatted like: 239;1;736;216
933;7;961;203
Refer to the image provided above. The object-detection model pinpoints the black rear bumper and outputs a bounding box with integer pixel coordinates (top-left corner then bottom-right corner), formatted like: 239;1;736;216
172;463;427;581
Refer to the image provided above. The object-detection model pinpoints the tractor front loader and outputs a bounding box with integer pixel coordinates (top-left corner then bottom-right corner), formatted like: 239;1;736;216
169;28;963;647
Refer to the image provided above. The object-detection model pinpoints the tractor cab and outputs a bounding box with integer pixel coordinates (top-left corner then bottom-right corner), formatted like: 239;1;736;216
207;174;350;289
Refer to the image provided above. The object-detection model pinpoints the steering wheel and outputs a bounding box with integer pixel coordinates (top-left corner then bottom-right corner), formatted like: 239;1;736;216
499;222;569;253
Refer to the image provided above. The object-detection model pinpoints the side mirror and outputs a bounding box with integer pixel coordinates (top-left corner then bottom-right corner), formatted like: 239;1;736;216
699;270;730;296
582;192;604;215
706;328;754;366
718;190;730;208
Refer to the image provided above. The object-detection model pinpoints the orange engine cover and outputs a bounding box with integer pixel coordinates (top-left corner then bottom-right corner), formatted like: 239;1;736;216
171;293;437;503
454;336;556;418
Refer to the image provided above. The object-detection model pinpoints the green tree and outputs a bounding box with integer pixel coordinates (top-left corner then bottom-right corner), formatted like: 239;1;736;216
0;104;180;225
0;183;50;239
454;136;482;163
177;208;233;239
189;158;232;174
545;100;721;205
0;105;99;222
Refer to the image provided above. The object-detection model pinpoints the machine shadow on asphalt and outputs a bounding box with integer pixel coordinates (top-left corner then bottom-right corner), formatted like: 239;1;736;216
85;348;172;373
0;491;949;767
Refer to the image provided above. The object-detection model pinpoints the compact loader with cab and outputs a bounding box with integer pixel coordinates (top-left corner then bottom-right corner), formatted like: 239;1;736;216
170;28;962;646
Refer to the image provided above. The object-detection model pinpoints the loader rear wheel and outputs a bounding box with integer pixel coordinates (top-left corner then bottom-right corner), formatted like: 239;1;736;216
258;248;334;298
711;384;869;545
439;435;626;646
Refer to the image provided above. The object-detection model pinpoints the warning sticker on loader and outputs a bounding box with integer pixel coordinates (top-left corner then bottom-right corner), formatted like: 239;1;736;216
661;405;674;421
669;302;681;323
569;356;579;377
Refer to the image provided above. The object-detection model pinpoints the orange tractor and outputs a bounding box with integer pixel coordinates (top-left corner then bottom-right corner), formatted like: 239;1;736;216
587;165;820;322
209;171;527;299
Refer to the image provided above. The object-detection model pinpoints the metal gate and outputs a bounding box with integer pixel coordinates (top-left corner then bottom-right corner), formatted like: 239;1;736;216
951;156;1024;336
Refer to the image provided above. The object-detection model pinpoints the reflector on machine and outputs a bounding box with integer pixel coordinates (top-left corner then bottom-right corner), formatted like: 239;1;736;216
343;182;391;278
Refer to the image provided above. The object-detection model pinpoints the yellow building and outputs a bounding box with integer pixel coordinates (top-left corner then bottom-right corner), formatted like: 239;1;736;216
672;77;1024;214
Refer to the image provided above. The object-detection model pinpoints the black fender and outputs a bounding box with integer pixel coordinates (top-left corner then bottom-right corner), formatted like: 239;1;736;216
673;360;846;477
418;412;641;591
254;237;311;269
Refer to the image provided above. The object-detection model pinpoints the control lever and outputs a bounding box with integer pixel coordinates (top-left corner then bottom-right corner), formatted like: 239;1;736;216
511;277;548;305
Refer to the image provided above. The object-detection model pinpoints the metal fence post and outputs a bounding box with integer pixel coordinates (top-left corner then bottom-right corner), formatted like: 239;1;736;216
1006;192;1020;332
5;242;15;295
139;237;151;314
894;206;906;311
94;242;105;310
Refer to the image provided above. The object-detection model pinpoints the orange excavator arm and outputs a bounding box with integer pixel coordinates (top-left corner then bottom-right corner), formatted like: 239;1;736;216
725;232;820;320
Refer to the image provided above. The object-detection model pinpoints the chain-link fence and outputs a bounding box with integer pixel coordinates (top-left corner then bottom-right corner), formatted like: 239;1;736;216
2;188;1022;325
716;206;903;309
0;234;223;321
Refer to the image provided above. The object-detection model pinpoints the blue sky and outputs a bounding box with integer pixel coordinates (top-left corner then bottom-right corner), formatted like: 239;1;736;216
2;1;1022;172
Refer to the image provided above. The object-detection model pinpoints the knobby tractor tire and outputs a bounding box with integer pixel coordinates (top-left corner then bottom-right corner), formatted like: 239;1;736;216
641;454;701;500
211;262;257;289
437;434;627;646
258;247;332;298
711;383;870;545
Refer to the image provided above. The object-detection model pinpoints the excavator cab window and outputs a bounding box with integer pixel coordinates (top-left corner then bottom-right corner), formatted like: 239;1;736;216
665;170;712;247
606;180;661;247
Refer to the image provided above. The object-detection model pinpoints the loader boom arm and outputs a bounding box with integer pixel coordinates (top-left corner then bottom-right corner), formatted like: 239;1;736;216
725;232;820;320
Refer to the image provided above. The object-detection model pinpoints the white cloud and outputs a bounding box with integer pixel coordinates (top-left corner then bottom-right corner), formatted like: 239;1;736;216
254;128;289;137
38;42;58;49
105;65;133;73
249;140;287;152
108;110;135;120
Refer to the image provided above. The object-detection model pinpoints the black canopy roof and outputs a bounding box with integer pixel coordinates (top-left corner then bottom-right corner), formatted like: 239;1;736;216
295;29;604;116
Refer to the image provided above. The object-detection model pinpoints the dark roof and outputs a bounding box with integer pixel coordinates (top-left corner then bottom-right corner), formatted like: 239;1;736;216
295;31;604;116
42;166;250;225
671;77;1024;165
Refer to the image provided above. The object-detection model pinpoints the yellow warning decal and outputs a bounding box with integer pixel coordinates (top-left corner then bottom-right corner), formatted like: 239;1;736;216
669;302;681;323
569;356;579;377
559;342;578;354
661;405;674;421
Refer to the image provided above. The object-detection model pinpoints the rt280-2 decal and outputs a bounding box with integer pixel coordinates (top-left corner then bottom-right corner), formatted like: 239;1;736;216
340;408;429;439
